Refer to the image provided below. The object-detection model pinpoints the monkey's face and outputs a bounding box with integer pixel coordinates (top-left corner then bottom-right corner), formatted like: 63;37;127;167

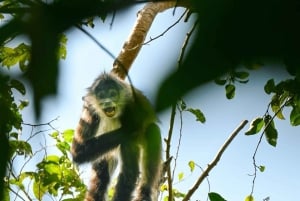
97;87;121;118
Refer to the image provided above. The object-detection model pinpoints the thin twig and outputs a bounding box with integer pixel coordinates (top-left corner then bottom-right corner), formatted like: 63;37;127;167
171;103;184;181
182;120;248;201
250;97;291;195
164;103;177;201
194;163;211;201
75;25;116;60
178;18;199;66
22;117;59;127
143;9;188;45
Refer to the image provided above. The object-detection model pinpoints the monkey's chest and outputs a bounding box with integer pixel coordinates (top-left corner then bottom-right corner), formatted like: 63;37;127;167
96;118;121;136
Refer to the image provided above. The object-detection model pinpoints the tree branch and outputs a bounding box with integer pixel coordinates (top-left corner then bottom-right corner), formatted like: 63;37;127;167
111;1;190;79
182;120;249;201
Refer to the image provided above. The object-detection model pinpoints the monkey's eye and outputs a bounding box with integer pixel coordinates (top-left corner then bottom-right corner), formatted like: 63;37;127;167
98;91;106;99
109;89;118;98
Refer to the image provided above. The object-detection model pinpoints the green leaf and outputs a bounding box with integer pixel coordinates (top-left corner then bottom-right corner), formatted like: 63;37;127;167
290;105;300;126
264;116;278;147
264;79;275;94
245;117;264;135
258;165;265;172
271;95;285;120
186;108;206;123
9;132;19;139
188;161;195;172
10;79;26;95
45;155;60;164
59;34;68;59
33;179;47;200
18;100;29;110
225;84;235;99
173;189;185;198
0;43;30;69
63;129;74;143
245;195;255;201
50;131;59;139
208;192;227;201
160;184;168;192
214;78;227;85
234;71;249;79
9;140;32;157
178;172;184;181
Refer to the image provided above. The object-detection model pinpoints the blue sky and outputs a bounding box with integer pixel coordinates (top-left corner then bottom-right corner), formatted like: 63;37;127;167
18;4;300;201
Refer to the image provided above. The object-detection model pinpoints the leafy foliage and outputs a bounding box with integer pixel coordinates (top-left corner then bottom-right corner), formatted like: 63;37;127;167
7;128;86;201
215;69;250;99
0;43;30;71
179;99;206;123
263;78;300;126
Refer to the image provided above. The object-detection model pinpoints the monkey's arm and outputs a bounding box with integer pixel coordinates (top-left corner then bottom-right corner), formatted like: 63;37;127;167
71;128;123;164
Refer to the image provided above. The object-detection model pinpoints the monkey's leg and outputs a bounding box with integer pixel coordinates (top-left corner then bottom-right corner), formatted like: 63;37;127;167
85;156;118;201
135;123;162;201
85;159;111;201
113;143;140;201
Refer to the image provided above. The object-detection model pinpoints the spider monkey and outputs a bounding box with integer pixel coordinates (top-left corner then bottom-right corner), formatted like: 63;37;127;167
71;72;162;201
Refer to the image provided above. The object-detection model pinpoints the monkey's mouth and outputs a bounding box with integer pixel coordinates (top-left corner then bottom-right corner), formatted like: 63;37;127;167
103;107;116;117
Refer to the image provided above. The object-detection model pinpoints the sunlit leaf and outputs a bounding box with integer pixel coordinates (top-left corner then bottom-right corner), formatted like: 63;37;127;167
45;155;60;164
245;195;255;201
63;129;74;143
18;100;29;110
186;108;206;123
271;95;285;120
58;34;68;59
264;79;275;94
258;165;265;172
245;117;264;135
173;189;185;198
33;179;47;200
0;43;30;69
178;172;184;181
208;192;227;201
225;84;235;99
160;184;168;192
50;131;59;139
188;161;195;172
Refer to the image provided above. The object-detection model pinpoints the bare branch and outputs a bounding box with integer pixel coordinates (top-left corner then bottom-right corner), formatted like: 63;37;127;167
111;1;190;79
183;120;249;201
178;18;198;66
164;103;176;201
